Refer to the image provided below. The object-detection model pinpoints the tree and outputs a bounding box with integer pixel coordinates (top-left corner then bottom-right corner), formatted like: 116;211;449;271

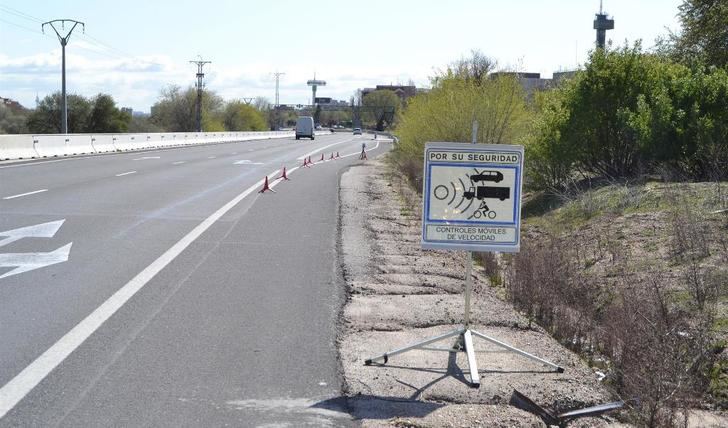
223;100;267;131
362;89;401;131
670;0;728;68
0;103;29;134
395;58;528;186
26;93;92;133
150;85;223;132
436;49;497;87
26;92;130;134
86;94;131;133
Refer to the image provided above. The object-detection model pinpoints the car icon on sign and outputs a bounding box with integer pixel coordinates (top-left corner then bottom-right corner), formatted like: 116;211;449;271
470;170;504;183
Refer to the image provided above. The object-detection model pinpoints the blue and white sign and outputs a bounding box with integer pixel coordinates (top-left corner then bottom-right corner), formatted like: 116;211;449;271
421;142;524;253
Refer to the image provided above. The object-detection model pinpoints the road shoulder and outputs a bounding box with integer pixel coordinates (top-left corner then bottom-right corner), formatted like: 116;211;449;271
338;159;623;427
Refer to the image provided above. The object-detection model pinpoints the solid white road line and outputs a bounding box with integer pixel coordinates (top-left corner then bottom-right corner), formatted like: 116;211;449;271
0;169;280;419
172;161;186;165
0;157;94;170
333;140;382;160
2;189;49;200
115;171;137;177
296;138;356;160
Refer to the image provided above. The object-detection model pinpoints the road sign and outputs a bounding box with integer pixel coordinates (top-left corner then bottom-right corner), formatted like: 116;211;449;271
421;142;524;252
0;220;72;279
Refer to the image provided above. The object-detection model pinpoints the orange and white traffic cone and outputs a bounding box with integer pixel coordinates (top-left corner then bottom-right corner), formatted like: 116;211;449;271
259;175;275;193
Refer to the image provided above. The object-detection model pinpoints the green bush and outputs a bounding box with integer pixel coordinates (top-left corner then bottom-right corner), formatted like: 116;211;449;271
526;44;728;190
394;71;529;189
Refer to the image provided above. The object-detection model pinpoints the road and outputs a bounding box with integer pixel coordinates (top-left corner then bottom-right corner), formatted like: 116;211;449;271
0;133;389;426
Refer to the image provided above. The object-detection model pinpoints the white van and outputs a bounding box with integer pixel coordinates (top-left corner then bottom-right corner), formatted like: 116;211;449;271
295;116;315;140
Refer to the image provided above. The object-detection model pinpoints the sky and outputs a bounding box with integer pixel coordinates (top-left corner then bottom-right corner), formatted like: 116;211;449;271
0;0;683;112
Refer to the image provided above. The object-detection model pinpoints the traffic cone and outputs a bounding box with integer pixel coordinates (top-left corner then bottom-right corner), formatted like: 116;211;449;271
335;152;340;159
308;155;313;165
320;153;325;162
259;175;275;193
277;166;290;180
303;158;310;168
329;152;335;160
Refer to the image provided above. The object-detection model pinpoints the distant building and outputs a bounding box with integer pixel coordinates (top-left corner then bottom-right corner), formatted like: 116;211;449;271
361;85;417;102
489;72;551;93
0;96;25;111
489;71;578;95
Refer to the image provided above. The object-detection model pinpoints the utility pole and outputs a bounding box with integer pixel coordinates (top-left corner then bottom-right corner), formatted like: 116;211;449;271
189;57;211;132
273;71;285;107
42;19;85;134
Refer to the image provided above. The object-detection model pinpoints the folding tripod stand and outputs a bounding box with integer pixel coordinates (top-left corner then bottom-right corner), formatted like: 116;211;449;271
364;252;564;388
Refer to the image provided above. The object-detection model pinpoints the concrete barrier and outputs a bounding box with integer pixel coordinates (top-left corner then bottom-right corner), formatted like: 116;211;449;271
112;134;141;151
68;134;96;155
34;135;72;157
91;135;117;153
0;135;39;160
0;131;299;161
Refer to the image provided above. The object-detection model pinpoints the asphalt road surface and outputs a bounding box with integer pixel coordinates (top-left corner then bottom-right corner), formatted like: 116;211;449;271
0;133;390;426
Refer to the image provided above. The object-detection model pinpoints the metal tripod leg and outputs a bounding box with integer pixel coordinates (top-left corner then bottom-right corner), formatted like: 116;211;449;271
470;329;564;372
364;327;464;365
463;330;480;387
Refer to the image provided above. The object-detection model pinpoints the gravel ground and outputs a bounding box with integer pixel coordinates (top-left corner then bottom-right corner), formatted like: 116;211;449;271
338;159;626;427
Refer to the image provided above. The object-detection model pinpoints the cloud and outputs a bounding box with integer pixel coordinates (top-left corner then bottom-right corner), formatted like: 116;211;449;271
0;51;430;111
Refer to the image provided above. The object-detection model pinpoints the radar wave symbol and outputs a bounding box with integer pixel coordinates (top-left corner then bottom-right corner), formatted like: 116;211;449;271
432;177;474;214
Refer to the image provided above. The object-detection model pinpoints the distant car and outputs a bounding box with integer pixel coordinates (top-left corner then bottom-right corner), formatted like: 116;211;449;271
470;170;504;183
353;128;362;135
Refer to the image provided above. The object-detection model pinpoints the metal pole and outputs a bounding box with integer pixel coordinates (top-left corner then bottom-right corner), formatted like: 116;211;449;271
463;119;478;326
464;252;473;327
43;20;84;134
61;41;67;134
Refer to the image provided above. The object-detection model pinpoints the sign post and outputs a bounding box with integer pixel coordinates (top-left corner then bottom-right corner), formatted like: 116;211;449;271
364;139;563;387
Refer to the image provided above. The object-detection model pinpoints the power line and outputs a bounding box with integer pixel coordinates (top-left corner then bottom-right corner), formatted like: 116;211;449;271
0;16;48;36
0;3;44;24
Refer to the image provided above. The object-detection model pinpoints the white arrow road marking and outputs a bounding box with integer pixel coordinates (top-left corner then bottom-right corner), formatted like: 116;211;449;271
0;243;72;279
233;160;264;165
132;156;160;160
2;189;48;200
0;220;65;248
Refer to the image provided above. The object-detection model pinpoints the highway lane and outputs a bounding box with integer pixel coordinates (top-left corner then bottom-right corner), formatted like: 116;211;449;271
0;133;389;426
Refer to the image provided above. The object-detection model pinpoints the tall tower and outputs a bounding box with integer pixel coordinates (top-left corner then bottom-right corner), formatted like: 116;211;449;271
593;1;614;49
306;73;326;106
273;71;285;107
189;57;211;132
